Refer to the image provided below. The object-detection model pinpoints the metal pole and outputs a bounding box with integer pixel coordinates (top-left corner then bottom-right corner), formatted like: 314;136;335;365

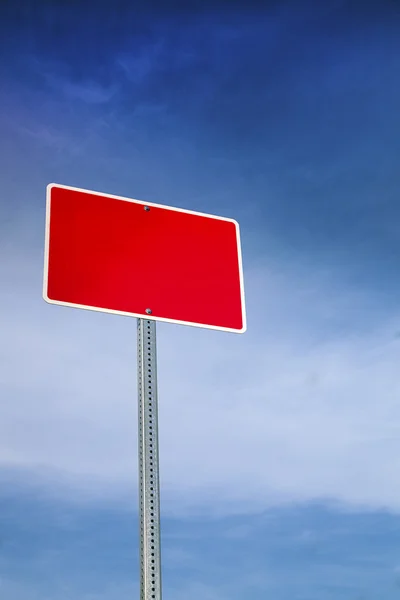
137;318;162;600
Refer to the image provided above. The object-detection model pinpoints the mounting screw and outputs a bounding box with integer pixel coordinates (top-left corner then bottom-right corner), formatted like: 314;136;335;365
144;206;150;212
145;308;152;314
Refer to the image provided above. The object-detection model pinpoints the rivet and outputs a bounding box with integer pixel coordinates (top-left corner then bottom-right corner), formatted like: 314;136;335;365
146;308;152;314
144;206;150;212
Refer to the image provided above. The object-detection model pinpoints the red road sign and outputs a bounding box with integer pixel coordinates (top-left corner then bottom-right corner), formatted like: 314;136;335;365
43;184;246;333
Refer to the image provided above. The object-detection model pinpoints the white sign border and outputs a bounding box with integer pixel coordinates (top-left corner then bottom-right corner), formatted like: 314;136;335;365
43;183;247;334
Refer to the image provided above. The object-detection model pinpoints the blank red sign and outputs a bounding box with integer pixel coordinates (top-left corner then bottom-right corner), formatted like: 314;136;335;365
43;184;246;333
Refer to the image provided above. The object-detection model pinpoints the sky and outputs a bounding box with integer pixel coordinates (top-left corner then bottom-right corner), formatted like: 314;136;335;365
1;0;400;597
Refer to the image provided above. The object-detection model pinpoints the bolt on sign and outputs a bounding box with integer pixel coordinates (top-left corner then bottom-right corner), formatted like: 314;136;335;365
43;184;246;333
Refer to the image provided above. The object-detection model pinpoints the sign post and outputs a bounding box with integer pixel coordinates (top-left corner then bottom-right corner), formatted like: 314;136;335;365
43;183;246;600
137;318;162;600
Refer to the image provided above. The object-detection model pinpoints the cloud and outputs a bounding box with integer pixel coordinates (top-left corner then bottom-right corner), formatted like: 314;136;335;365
1;215;400;517
116;40;166;85
55;79;118;104
1;487;399;599
21;56;119;105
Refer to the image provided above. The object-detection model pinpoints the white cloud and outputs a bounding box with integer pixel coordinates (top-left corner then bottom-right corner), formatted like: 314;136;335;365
1;219;400;516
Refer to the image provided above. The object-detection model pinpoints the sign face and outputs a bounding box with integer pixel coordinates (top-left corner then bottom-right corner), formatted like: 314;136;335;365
43;184;246;333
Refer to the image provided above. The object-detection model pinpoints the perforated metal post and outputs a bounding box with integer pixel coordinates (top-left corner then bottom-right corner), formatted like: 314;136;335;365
137;319;162;600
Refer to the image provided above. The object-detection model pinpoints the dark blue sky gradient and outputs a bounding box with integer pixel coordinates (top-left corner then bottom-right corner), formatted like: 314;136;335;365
1;0;400;292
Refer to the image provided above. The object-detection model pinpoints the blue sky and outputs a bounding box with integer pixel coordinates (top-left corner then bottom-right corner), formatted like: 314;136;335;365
1;0;400;597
